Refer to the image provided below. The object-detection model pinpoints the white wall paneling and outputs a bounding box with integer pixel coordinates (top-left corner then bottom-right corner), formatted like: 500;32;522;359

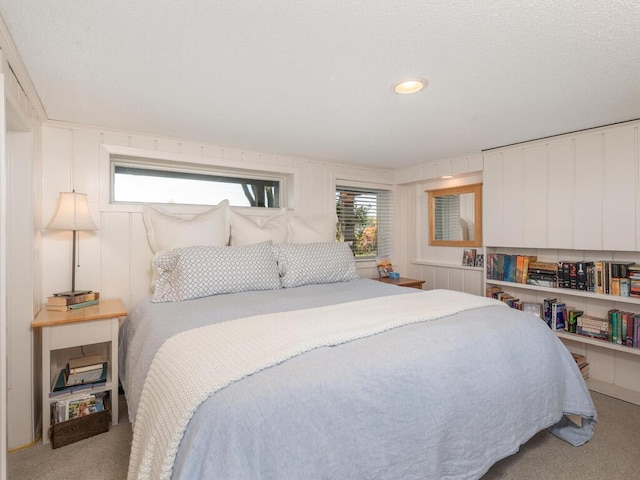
6;130;36;449
395;152;483;185
573;133;602;250
483;121;640;251
500;148;525;246
0;72;7;478
400;171;484;294
0;54;40;455
481;151;502;246
522;144;547;248
42;123;394;309
546;139;573;249
414;262;483;295
602;127;635;251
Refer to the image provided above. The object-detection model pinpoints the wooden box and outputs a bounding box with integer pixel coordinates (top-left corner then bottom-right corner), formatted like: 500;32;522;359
49;399;111;449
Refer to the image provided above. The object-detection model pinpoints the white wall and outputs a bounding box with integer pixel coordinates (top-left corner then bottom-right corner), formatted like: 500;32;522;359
394;153;485;296
40;123;396;310
0;54;40;453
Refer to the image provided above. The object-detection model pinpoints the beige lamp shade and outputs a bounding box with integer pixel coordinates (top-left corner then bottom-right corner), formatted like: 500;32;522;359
46;191;98;231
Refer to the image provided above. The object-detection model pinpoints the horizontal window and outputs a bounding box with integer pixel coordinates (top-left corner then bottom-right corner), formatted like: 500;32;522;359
112;162;281;208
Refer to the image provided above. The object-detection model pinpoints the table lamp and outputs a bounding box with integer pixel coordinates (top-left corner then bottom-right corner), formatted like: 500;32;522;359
46;190;98;296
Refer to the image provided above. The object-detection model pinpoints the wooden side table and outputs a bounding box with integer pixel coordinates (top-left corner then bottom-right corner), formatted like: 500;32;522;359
31;299;127;444
373;277;425;289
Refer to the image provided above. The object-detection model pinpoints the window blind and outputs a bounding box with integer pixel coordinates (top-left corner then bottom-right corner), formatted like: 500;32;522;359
336;185;393;259
434;194;461;240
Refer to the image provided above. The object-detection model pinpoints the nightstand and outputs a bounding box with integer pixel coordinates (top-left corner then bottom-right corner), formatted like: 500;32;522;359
373;277;425;289
31;299;127;445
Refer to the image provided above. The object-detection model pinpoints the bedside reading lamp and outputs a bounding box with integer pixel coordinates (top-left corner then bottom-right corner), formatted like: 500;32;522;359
46;190;98;297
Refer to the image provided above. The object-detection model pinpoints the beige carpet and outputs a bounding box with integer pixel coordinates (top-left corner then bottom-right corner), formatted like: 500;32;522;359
8;391;640;479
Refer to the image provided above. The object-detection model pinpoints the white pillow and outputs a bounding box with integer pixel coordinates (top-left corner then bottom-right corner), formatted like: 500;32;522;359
230;209;288;246
288;214;337;243
275;242;359;288
152;241;281;302
142;200;230;254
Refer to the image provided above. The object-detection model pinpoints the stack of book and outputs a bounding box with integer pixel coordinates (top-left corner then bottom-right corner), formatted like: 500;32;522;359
576;314;609;341
629;265;640;298
50;354;108;398
46;291;100;311
571;353;589;380
526;262;558;287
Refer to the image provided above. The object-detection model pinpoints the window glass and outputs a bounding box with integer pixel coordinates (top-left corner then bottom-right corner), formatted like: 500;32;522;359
336;185;393;259
113;164;280;207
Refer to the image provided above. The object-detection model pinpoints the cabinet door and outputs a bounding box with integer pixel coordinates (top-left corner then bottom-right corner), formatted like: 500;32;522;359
501;148;525;246
603;127;636;251
573;132;603;250
523;144;548;248
547;139;573;249
483;151;503;246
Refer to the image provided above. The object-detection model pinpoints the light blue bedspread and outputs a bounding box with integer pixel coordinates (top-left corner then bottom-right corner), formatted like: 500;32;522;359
120;279;596;479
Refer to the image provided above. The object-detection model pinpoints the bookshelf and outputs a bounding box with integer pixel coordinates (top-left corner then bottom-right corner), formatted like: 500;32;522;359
485;248;640;406
31;299;127;445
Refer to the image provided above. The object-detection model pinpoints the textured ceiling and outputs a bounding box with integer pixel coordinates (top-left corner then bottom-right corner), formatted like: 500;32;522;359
0;1;639;168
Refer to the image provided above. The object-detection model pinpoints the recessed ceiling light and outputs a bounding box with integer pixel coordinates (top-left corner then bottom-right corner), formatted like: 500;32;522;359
392;78;428;94
441;175;453;179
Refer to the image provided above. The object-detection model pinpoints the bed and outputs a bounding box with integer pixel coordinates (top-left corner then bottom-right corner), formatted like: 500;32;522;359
120;204;596;479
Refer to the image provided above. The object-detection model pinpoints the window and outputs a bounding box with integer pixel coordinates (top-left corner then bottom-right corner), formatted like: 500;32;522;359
112;160;281;208
336;185;393;259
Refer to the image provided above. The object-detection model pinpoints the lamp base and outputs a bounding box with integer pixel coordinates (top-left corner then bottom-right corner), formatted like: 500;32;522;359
52;289;92;297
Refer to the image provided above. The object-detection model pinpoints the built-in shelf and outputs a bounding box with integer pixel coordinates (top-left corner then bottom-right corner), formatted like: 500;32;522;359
485;279;640;306
554;331;640;357
586;378;640;406
485;246;640;405
413;260;483;271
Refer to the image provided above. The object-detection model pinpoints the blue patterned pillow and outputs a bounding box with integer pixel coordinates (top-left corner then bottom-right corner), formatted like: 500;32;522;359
275;242;359;288
152;241;281;302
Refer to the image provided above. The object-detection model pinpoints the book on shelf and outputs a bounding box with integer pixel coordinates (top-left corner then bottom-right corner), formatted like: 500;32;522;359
575;262;590;291
565;309;583;333
46;298;100;312
462;249;477;267
65;361;107;386
67;354;103;374
570;353;589;380
526;277;557;288
502;254;516;282
50;362;108;397
542;298;557;328
482;279;640;348
47;291;100;307
527;261;559;273
488;252;639;296
551;302;566;330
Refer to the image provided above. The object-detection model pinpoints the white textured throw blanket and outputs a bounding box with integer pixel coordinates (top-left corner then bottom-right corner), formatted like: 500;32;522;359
127;289;504;480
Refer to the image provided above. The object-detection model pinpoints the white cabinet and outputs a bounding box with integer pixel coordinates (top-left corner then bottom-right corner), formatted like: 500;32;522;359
483;121;640;251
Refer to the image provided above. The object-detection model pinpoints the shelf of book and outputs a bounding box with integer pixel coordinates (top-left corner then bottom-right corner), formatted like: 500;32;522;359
485;279;640;306
487;280;640;355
